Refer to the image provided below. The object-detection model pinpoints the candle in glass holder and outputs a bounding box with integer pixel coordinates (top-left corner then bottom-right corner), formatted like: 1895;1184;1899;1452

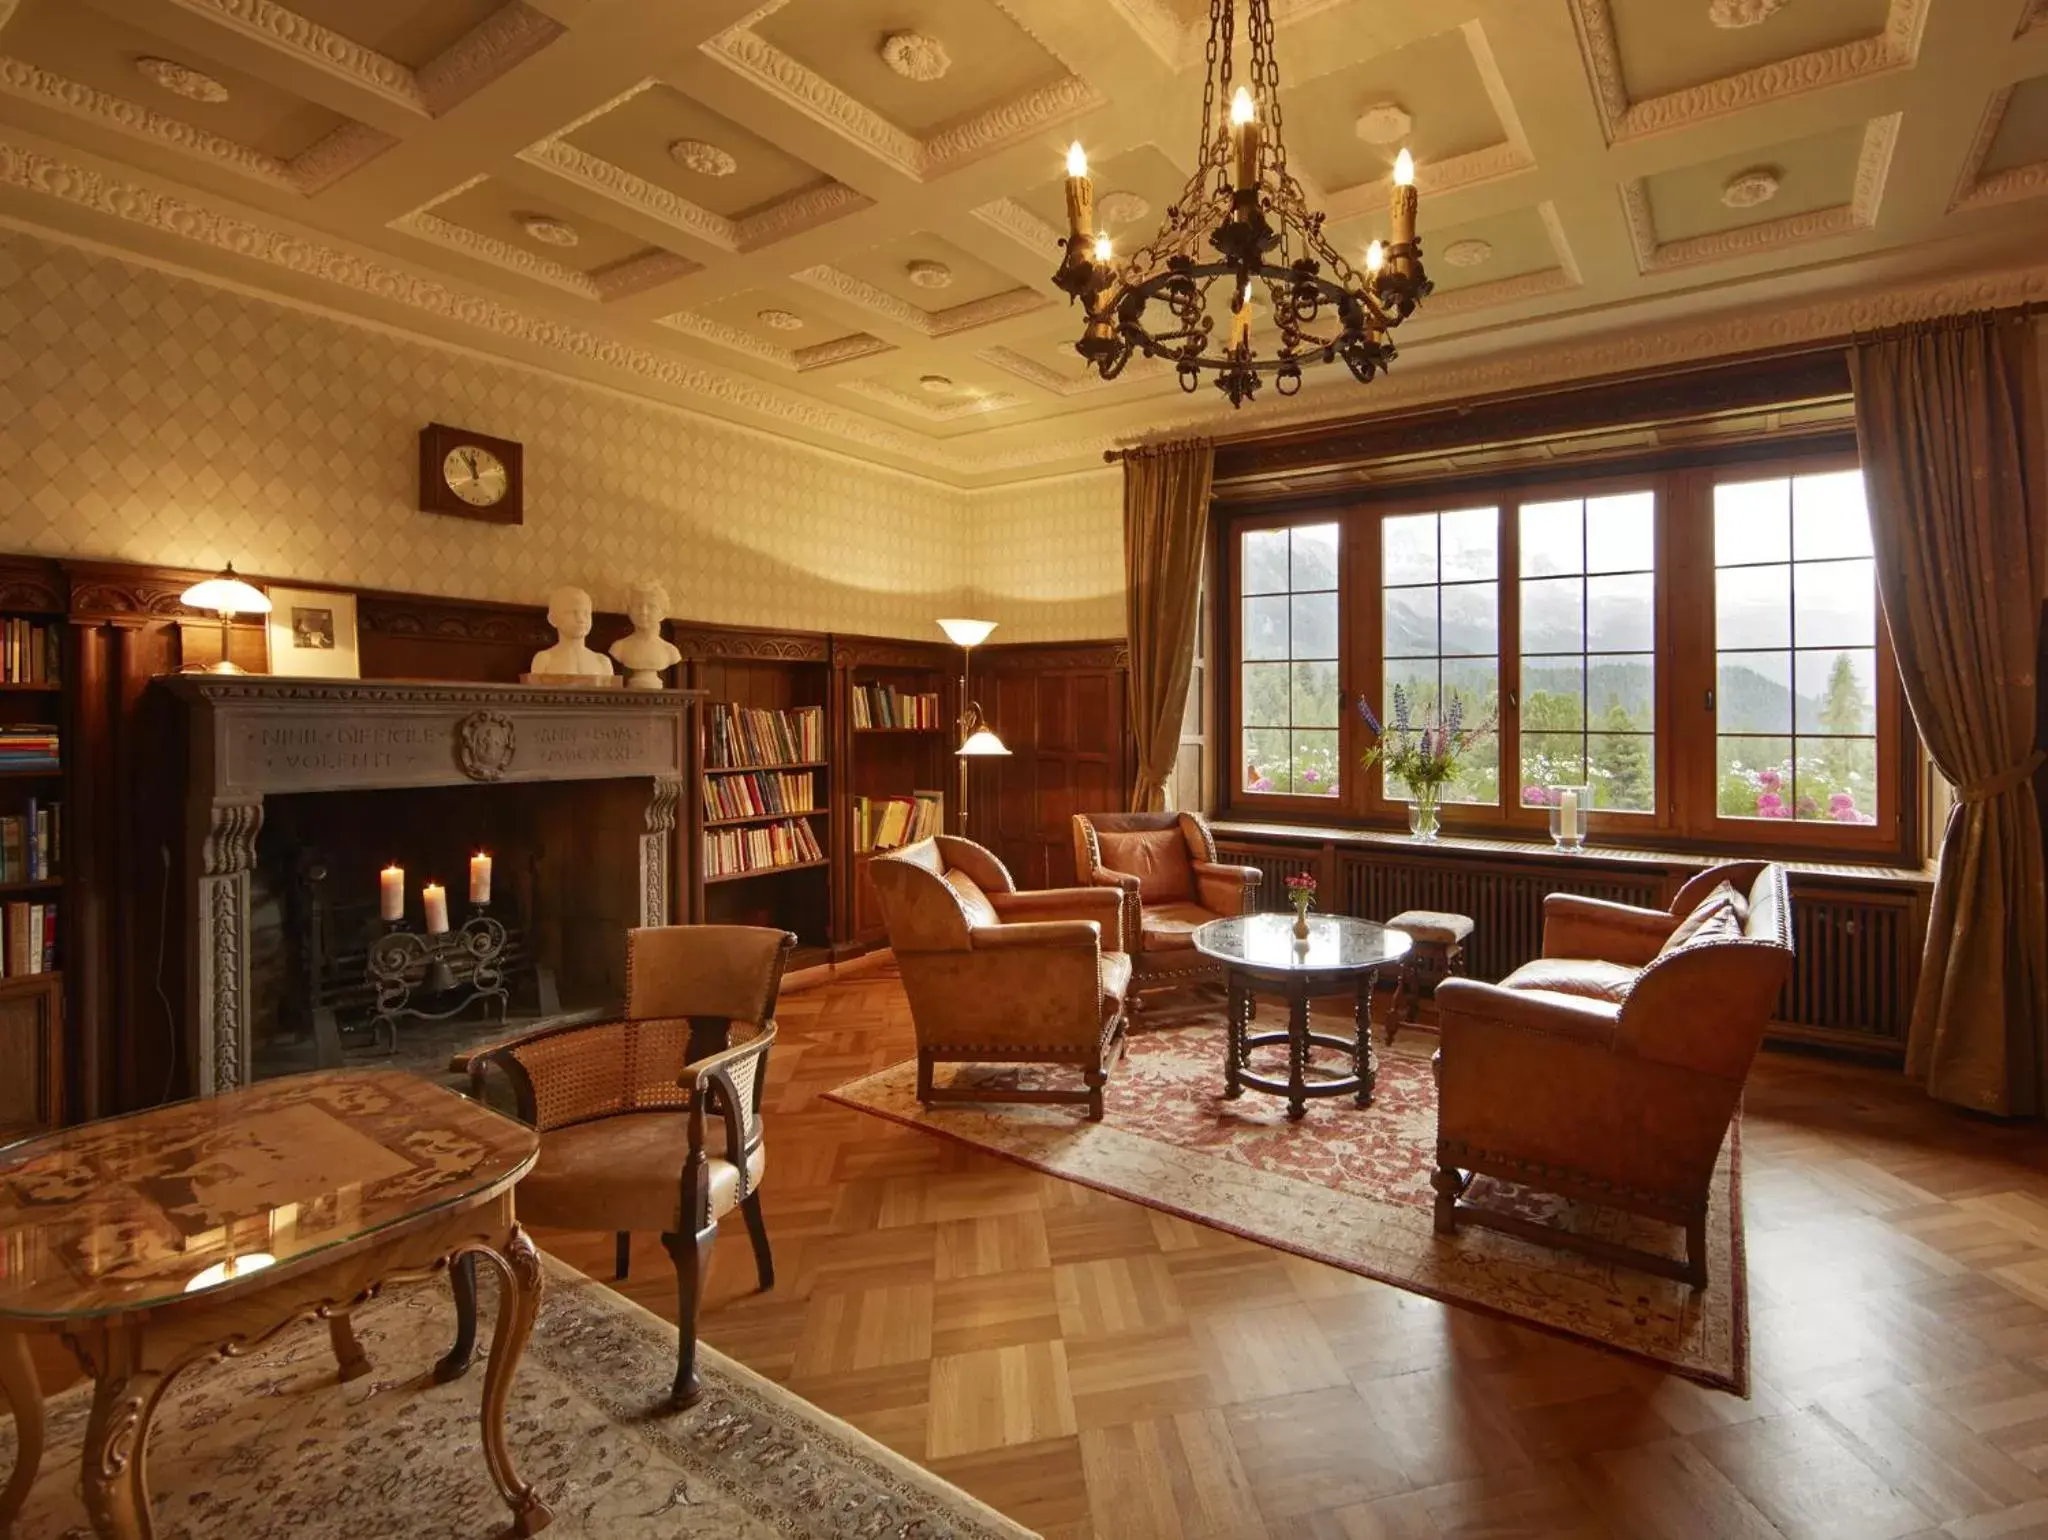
379;865;404;923
469;851;492;905
1558;789;1579;841
422;882;449;935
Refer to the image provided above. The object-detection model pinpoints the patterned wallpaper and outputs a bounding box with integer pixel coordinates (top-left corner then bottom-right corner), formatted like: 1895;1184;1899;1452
966;467;1125;643
0;227;970;638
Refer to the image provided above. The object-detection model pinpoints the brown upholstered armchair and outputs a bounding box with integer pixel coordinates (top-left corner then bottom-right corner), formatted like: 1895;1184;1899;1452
1431;862;1792;1287
870;835;1130;1120
1071;811;1262;1008
463;923;795;1406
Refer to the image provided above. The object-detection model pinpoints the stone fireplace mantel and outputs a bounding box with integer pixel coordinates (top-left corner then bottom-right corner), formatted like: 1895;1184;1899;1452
159;676;703;1095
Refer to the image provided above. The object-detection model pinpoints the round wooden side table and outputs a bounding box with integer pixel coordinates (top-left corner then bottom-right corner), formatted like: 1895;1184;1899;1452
1192;912;1413;1121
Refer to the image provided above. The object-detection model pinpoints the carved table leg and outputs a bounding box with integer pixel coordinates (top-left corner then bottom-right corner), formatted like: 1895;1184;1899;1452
435;1253;481;1385
81;1367;168;1540
1285;985;1309;1122
0;1328;42;1526
327;1313;372;1383
1354;971;1378;1107
1223;973;1246;1098
457;1226;551;1538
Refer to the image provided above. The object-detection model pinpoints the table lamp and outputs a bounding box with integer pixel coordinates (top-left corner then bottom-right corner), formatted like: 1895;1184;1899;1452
179;564;272;674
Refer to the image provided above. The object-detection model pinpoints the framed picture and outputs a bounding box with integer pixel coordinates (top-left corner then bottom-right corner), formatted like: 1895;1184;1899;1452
265;586;360;679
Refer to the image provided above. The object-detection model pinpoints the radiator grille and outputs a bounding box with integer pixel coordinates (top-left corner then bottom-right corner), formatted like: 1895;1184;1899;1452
1217;843;1319;913
1777;886;1916;1048
1342;853;1662;981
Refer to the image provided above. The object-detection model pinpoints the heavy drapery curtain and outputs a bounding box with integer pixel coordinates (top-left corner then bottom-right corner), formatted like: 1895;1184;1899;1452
1849;310;2048;1116
1123;441;1215;811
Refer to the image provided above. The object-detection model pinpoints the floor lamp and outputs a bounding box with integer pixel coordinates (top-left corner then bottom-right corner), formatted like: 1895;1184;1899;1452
937;618;1010;835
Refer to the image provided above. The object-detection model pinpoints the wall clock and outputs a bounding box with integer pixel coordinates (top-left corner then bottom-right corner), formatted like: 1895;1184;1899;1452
418;423;523;525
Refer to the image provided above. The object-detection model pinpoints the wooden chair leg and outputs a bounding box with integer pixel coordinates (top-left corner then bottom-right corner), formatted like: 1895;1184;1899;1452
660;1224;718;1409
434;1253;481;1384
1084;1065;1106;1122
614;1231;631;1281
1430;1165;1465;1236
916;1050;934;1106
739;1192;774;1290
1685;1214;1709;1289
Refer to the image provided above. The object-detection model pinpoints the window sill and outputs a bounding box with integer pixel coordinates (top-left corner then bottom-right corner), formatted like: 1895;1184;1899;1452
1209;817;1937;889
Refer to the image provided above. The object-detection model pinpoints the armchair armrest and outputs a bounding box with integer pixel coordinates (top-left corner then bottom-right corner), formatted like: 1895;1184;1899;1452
1435;978;1620;1049
676;1023;777;1223
971;919;1102;951
1191;859;1261;916
1541;893;1678;966
989;886;1126;951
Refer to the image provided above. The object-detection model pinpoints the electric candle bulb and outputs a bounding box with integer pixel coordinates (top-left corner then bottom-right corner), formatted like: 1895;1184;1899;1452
1393;147;1415;187
1365;239;1385;273
1092;232;1113;262
1064;141;1094;240
1230;86;1256;125
1229;87;1261;193
1066;141;1088;178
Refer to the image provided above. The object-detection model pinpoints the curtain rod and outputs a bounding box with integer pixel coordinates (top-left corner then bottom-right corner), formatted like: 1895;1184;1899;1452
1103;436;1213;464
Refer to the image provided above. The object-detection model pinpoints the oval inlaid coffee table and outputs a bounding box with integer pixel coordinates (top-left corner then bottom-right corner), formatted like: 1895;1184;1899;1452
0;1068;550;1540
1193;912;1413;1121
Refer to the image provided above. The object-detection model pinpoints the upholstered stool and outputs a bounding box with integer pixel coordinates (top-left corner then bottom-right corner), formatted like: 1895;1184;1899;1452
1385;910;1474;1040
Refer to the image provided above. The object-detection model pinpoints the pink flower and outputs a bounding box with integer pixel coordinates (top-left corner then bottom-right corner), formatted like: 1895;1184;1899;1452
1829;791;1855;812
1301;768;1321;785
1757;768;1782;791
1755;792;1784;815
1834;805;1865;823
1523;784;1552;806
1250;775;1274;793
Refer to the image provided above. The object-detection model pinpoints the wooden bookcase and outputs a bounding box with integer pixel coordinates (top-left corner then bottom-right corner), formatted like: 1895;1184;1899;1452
0;562;67;1133
676;624;836;969
834;636;953;949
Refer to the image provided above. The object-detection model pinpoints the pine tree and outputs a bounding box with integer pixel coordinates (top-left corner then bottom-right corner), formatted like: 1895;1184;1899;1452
1596;701;1651;810
1816;653;1869;784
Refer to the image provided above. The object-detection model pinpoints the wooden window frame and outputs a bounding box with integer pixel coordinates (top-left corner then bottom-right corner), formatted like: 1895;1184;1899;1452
1215;439;1920;864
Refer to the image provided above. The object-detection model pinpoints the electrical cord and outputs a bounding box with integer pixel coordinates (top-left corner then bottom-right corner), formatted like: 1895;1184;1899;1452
155;843;178;1105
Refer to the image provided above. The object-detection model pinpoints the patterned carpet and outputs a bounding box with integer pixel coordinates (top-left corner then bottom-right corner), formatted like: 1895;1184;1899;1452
0;1256;1035;1539
829;1024;1746;1392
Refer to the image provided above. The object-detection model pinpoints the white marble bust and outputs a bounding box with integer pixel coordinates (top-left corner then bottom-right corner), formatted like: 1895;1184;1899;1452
529;585;614;678
610;580;681;689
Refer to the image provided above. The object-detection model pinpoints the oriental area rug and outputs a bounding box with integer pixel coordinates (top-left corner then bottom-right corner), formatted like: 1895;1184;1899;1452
0;1255;1034;1540
829;1025;1746;1392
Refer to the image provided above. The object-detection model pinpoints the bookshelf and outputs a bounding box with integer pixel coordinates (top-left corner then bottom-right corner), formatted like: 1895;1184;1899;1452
0;576;66;1136
677;625;836;968
836;638;954;947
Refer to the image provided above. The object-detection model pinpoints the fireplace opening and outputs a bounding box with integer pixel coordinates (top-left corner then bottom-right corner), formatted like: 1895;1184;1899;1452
250;778;653;1080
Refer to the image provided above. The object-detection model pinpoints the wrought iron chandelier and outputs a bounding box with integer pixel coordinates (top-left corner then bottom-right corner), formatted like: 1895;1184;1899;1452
1054;0;1430;408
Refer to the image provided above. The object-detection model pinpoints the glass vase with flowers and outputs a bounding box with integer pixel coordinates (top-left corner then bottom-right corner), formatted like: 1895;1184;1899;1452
1284;872;1317;939
1356;686;1497;841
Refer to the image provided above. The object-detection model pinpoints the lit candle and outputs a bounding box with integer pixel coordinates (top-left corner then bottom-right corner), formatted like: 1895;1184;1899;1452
1092;231;1113;264
1064;141;1093;239
1364;239;1385;275
1559;789;1579;841
422;882;449;935
1230;86;1260;193
379;864;404;923
469;851;492;905
1389;147;1418;244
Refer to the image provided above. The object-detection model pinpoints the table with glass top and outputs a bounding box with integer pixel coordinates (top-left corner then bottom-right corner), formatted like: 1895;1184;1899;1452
0;1068;550;1540
1192;912;1413;1121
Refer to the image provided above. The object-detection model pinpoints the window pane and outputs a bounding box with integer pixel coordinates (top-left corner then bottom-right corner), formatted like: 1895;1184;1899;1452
1244;727;1290;794
1439;582;1498;655
1521;576;1583;653
1522;731;1585;799
1795;648;1876;736
1291;591;1339;658
1523;656;1585;731
1589;732;1654;812
1241;662;1290;727
1587;572;1654;652
1382;661;1438;721
1291;523;1340;590
1243;528;1290;594
1718;736;1794;819
1440;659;1499;806
1718;652;1792;733
1715;478;1790;565
1590;654;1654;731
1792;471;1873;561
1383;587;1437;657
1440;508;1498;581
1383;514;1437;585
1521;500;1581;577
1291;660;1340;727
1716;564;1790;649
1291;731;1340;797
1243;595;1289;660
1792;558;1875;649
1586;492;1655;573
1795;736;1876;824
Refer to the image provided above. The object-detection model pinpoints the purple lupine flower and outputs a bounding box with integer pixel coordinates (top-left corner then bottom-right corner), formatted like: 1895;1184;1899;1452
1355;695;1382;735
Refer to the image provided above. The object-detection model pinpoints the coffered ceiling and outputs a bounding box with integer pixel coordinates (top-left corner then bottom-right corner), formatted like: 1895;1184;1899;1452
0;0;2045;487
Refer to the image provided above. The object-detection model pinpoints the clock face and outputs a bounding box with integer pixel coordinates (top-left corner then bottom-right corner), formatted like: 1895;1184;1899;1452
442;444;508;508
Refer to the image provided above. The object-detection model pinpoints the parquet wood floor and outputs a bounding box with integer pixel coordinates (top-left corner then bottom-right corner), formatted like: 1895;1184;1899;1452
531;963;2048;1538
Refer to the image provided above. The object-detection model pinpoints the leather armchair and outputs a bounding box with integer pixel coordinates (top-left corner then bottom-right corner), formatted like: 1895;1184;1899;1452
464;923;795;1406
1071;811;1262;1010
1431;862;1793;1287
870;835;1130;1120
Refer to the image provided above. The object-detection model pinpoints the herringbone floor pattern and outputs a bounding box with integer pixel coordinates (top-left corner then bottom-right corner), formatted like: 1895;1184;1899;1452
530;962;2048;1540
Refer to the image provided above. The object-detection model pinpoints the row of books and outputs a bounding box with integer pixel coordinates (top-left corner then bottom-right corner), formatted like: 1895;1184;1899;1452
0;799;60;882
0;621;59;686
706;704;824;769
0;727;58;771
850;685;940;730
852;790;943;853
704;817;826;879
3;901;56;976
701;770;818;822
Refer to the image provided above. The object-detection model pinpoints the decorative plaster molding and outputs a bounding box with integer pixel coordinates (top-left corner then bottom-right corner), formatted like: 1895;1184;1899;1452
1568;0;1927;145
1099;0;1187;67
2024;0;2048;36
288;120;397;191
840;380;1024;422
976;345;1170;397
1319;139;1536;226
1708;0;1789;27
1622;114;1896;274
971;196;1064;259
700;4;1104;183
590;249;696;301
1949;86;2048;213
415;3;562;117
135;57;230;104
1443;239;1493;268
1420;265;1579;319
520;214;578;246
793;265;1050;338
879;31;950;82
393;205;598;297
658;311;893;372
671;139;736;177
165;0;427;116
